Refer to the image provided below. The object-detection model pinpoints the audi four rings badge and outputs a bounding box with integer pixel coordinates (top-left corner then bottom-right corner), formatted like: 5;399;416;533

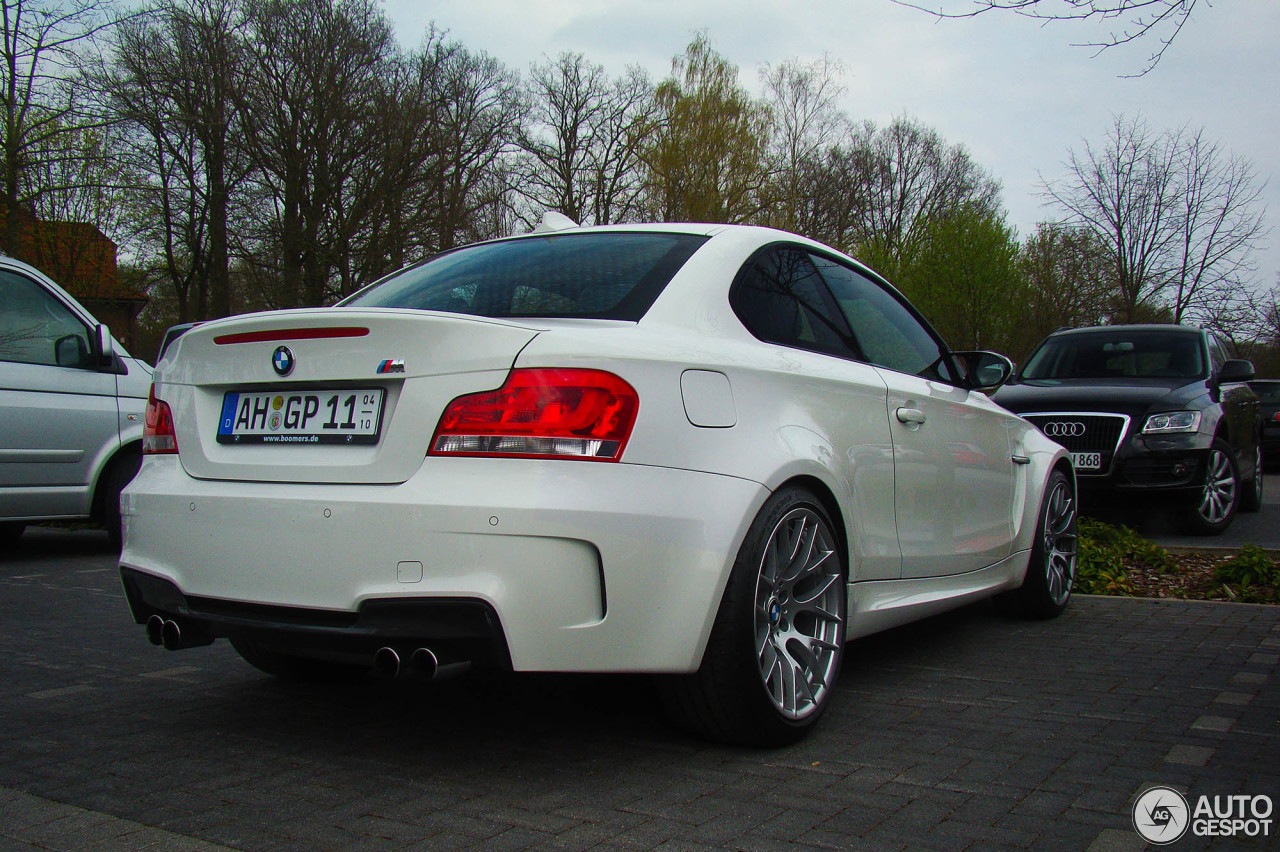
1044;421;1086;437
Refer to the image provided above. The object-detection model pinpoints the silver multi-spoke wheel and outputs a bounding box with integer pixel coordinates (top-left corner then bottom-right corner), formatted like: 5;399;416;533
664;487;846;745
1041;478;1078;607
997;468;1076;619
1197;447;1238;525
753;508;844;720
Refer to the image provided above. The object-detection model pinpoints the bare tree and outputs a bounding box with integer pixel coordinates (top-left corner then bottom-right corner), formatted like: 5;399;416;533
1043;115;1177;321
1166;127;1268;324
1;0;124;258
238;0;396;307
796;115;1001;274
1044;114;1267;325
893;0;1203;74
514;52;653;228
758;54;847;231
104;0;246;321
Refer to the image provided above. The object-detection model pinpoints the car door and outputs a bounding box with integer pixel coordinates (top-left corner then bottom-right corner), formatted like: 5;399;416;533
0;266;121;519
729;246;900;581
810;256;1017;579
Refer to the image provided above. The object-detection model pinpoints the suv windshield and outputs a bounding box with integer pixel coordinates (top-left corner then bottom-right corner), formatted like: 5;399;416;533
341;232;707;320
1022;330;1207;381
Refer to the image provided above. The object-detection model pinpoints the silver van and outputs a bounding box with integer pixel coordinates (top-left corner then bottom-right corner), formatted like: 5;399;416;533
0;256;151;547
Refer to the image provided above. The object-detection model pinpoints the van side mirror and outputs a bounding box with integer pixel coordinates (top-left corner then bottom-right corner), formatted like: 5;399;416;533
89;324;128;373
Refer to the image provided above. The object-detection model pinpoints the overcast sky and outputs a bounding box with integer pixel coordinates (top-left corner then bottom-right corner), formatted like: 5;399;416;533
382;0;1279;295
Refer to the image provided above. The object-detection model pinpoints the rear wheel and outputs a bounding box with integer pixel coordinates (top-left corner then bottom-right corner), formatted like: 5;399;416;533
101;452;141;551
997;468;1077;620
662;487;846;746
1182;440;1240;535
231;638;370;682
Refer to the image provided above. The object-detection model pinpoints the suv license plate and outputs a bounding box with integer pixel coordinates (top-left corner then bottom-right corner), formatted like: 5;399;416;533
1071;451;1102;471
217;389;384;445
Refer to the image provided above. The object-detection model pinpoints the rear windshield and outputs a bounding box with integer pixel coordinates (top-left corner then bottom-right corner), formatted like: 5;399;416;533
341;232;707;320
1022;330;1207;381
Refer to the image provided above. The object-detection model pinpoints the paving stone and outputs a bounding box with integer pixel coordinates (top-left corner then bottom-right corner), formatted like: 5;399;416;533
1;530;1278;852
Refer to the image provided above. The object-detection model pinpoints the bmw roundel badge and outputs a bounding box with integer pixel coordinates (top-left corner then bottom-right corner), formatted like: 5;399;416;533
272;345;294;377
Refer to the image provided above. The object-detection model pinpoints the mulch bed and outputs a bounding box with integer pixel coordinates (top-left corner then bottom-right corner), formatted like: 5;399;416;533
1123;549;1280;604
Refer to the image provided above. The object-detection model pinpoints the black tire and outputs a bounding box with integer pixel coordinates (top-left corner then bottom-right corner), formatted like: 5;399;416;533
661;487;846;747
1240;439;1264;513
231;638;370;682
1181;439;1240;535
996;468;1077;620
101;451;141;551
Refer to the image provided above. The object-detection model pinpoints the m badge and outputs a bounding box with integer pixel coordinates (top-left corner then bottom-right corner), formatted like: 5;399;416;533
377;359;405;374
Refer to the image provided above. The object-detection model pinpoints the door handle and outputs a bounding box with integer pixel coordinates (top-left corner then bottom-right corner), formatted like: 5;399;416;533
895;407;926;427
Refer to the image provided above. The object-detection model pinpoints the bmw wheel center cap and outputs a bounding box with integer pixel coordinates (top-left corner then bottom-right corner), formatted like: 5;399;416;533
272;346;295;376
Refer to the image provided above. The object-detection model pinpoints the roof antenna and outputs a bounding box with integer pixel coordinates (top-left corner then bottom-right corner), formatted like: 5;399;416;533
533;211;580;233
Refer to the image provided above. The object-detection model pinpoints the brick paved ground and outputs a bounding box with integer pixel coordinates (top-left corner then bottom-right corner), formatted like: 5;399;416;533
1;527;1277;851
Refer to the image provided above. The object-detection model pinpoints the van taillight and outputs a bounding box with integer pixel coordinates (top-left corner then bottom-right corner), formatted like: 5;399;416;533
430;368;639;461
143;385;178;454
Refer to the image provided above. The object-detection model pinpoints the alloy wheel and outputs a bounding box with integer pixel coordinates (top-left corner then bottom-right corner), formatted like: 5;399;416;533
1198;448;1238;524
1042;477;1078;607
753;508;844;720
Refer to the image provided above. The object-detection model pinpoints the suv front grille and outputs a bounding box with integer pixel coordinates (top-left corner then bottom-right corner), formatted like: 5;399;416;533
1022;413;1130;475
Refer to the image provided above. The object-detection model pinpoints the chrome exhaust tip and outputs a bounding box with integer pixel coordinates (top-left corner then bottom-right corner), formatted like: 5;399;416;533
373;646;401;679
409;648;438;680
410;647;472;681
145;615;165;646
161;619;183;651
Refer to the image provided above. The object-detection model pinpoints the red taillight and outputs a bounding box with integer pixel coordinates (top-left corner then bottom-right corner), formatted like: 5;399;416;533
143;385;178;454
430;368;639;461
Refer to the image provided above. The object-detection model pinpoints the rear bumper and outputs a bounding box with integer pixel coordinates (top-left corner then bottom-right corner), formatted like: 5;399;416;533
120;567;512;669
119;455;767;673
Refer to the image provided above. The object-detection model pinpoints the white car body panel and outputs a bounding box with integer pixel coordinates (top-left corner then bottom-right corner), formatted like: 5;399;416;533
123;454;767;671
119;223;1070;676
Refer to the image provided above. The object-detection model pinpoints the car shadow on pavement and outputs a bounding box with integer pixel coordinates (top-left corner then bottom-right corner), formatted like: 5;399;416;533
153;601;1007;765
1;525;117;562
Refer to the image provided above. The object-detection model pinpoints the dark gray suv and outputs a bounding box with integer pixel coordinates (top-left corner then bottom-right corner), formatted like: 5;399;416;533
995;324;1263;535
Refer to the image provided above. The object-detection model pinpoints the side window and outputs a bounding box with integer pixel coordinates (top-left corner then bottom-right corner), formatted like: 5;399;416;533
811;256;952;380
1206;335;1228;374
730;247;855;357
0;270;92;368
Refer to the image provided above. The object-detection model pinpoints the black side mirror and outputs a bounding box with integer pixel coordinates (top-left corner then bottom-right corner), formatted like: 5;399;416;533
54;334;90;368
955;350;1014;392
1217;359;1255;384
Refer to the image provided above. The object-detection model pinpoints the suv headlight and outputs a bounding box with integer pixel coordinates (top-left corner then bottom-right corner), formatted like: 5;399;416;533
1142;411;1201;434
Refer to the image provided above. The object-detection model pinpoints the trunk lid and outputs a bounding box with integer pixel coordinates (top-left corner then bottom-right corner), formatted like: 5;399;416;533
157;308;542;484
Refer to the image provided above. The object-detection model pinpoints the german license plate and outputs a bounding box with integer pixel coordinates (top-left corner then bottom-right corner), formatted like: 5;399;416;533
217;389;384;445
1071;451;1102;471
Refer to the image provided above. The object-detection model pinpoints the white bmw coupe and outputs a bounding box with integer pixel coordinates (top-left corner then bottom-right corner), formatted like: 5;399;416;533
120;222;1077;745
